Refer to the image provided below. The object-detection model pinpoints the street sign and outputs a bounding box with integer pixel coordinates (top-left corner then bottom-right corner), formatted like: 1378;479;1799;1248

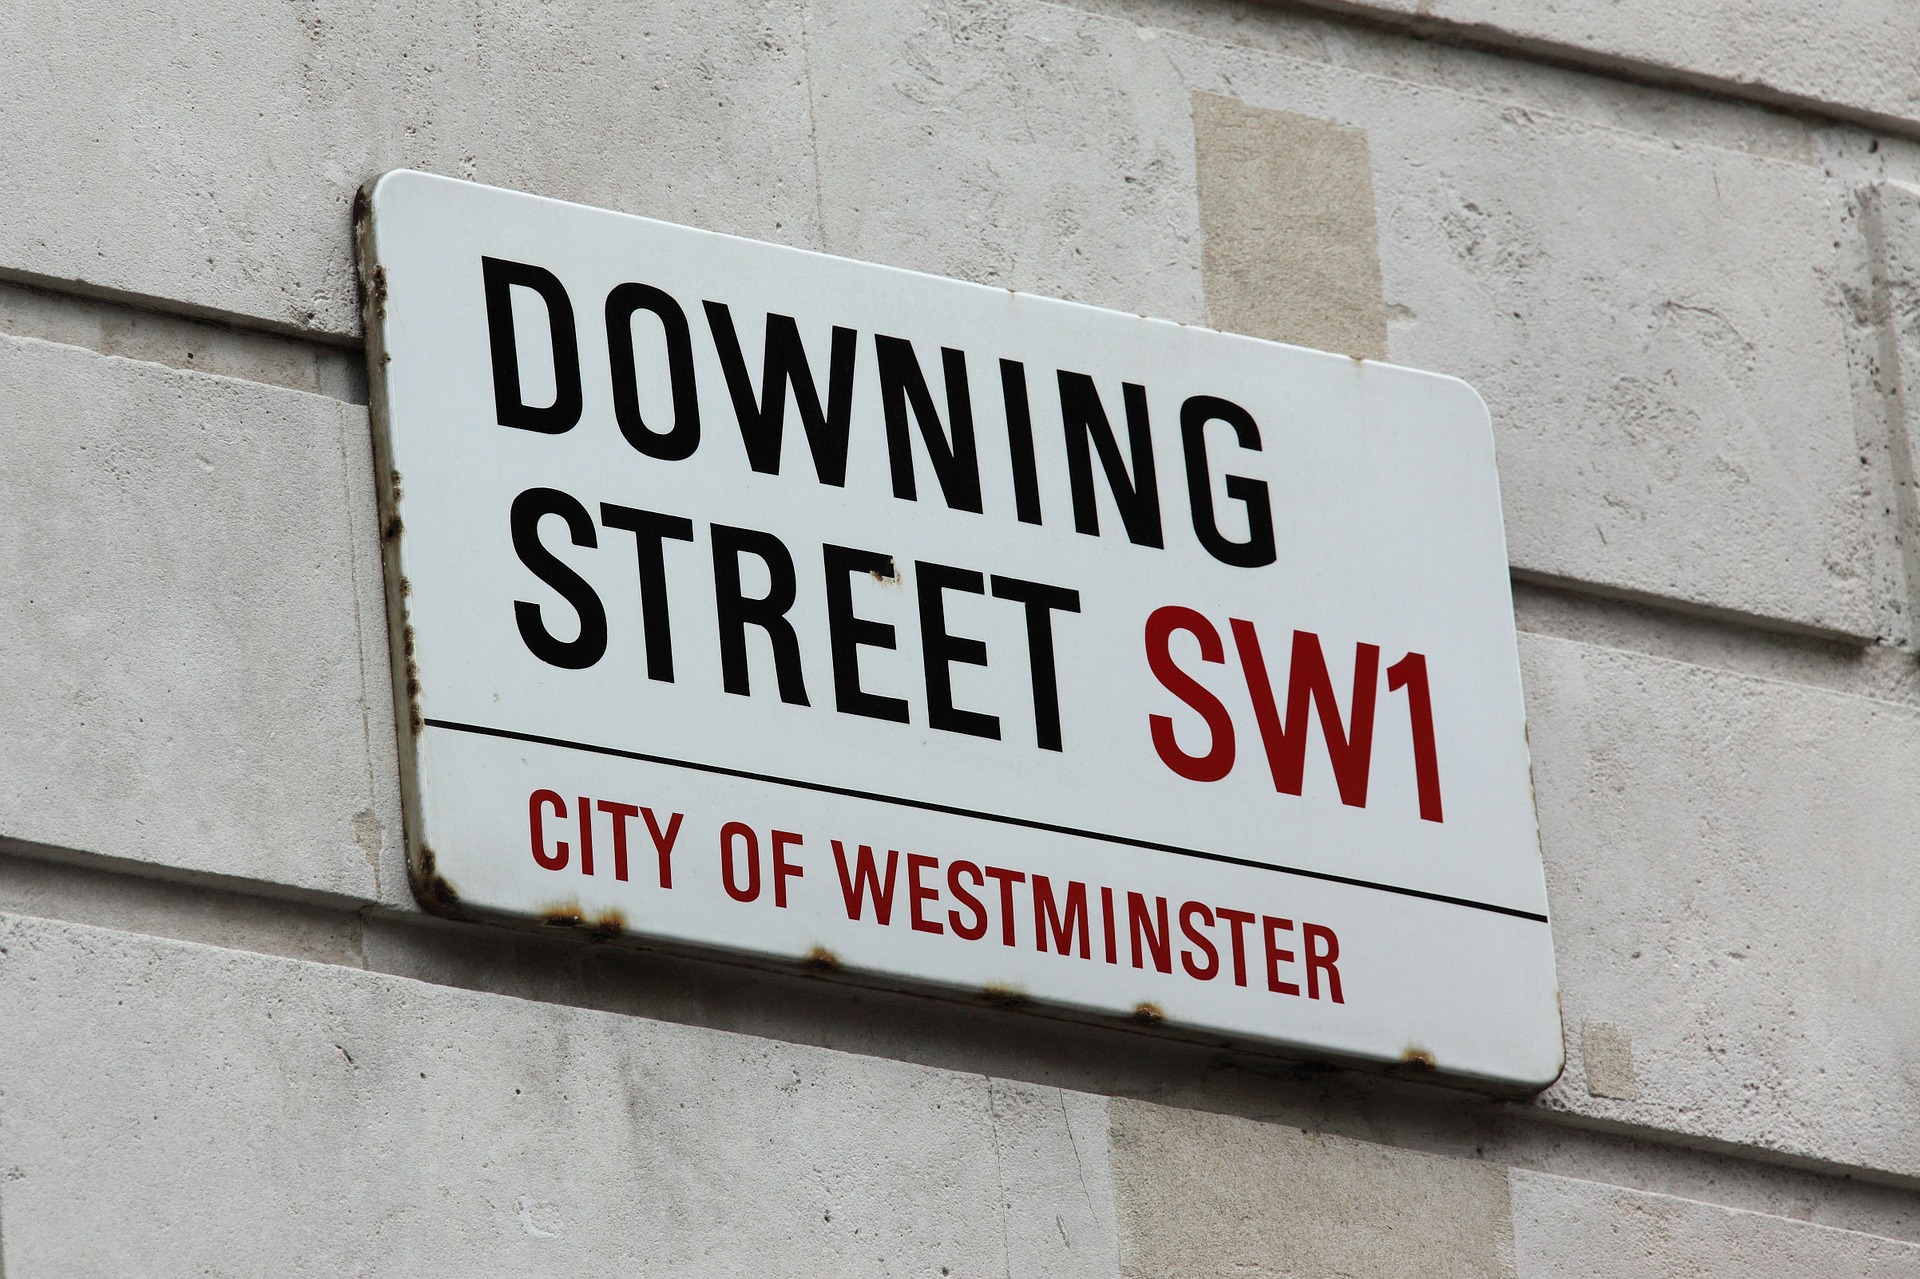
357;170;1562;1089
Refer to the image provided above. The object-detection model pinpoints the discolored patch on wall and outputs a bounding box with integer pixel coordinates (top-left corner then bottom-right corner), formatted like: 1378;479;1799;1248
1191;91;1387;360
1109;1097;1514;1278
1581;1020;1640;1101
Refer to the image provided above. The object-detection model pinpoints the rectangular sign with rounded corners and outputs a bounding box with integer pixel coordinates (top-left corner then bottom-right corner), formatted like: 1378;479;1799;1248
357;169;1563;1090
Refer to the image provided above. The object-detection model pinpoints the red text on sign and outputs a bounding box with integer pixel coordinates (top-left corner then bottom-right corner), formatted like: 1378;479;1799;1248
527;789;684;886
829;839;1342;1001
1145;607;1443;822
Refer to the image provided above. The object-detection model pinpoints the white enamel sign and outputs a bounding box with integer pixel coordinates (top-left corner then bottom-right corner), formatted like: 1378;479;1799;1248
358;170;1562;1089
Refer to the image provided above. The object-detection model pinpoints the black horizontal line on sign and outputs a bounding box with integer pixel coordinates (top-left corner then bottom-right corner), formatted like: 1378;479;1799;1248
422;717;1552;924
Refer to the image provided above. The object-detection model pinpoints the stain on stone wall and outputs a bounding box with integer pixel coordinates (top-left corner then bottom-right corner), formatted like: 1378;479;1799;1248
1109;1097;1514;1277
1191;91;1387;360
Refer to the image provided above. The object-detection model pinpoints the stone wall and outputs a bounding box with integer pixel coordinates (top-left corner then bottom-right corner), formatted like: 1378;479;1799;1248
4;0;1918;1272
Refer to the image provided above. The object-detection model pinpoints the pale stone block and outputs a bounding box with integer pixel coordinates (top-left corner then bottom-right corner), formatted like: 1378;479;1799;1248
1109;1097;1514;1278
1182;12;1894;638
1320;0;1920;133
992;1081;1124;1278
1511;1170;1920;1278
1191;91;1387;359
0;279;366;403
0;911;1119;1276
1519;632;1920;1178
3;0;1896;633
1863;180;1920;634
0;0;821;336
0;851;367;968
0;334;401;903
814;0;1891;638
803;0;1208;323
1356;79;1879;638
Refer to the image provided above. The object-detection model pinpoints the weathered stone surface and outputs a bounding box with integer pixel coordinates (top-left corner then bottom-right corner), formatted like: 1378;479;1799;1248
1364;93;1877;638
0;911;1121;1277
1110;1097;1515;1278
1318;0;1920;133
5;11;1918;1274
994;1079;1125;1277
803;0;1207;322
2;0;1898;632
0;0;821;336
1518;631;1920;1178
814;0;1890;637
1191;91;1387;358
0;334;401;903
1863;179;1920;637
0;279;366;402
1511;1170;1920;1277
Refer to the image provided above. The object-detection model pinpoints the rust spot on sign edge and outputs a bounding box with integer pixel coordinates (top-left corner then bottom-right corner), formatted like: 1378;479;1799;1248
540;900;588;928
1400;1046;1437;1070
1132;1002;1165;1026
411;844;460;914
382;473;404;544
802;946;841;972
401;622;422;735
